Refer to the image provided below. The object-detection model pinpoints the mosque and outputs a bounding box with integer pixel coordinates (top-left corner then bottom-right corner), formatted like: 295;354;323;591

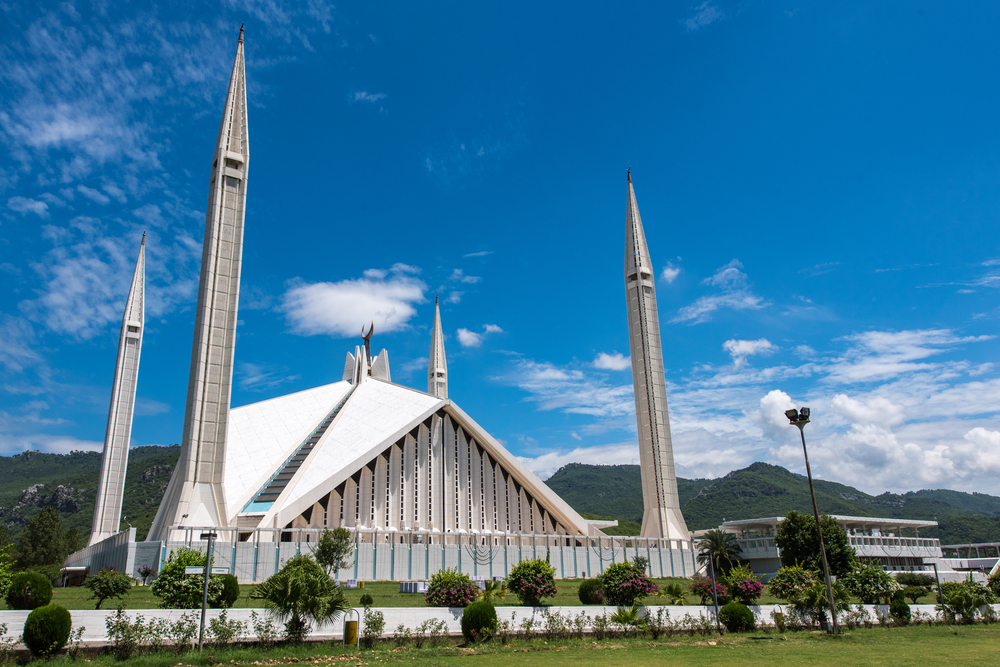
66;29;696;583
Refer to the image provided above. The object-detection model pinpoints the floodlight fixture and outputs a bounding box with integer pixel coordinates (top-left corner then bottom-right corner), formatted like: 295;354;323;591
785;409;799;421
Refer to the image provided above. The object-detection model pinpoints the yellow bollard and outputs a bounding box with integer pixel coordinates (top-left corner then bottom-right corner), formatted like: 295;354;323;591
344;620;359;646
360;581;365;589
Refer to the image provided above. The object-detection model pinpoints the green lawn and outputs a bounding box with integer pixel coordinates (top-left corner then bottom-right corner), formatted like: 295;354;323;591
29;577;944;610
38;624;1000;666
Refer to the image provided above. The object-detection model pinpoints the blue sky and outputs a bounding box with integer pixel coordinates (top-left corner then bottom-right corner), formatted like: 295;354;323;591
2;1;999;496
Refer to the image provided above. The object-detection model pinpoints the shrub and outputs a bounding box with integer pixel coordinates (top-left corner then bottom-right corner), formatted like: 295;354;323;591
424;568;480;607
5;571;52;609
361;607;385;648
506;558;558;606
724;563;764;605
151;548;224;608
360;593;374;607
890;597;911;626
689;576;727;605
23;604;71;657
989;570;1000;599
902;585;927;604
600;562;658;607
251;554;348;643
84;567;133;609
841;562;901;604
789;580;851;626
218;574;240;608
767;564;819;601
718;601;755;633
577;578;605;605
461;600;498;642
896;572;935;588
657;582;687;605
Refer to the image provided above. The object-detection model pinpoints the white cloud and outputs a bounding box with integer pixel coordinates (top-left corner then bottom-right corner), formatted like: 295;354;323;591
77;185;110;204
450;269;481;284
660;266;680;283
825;329;992;384
281;265;427;337
683;1;725;32
351;91;387;103
457;328;482;347
463;250;493;258
483;324;503;334
593;352;631;371
7;196;49;217
446;291;463;304
237;362;301;392
672;259;768;324
517;442;640;480
830;394;906;427
722;338;775;368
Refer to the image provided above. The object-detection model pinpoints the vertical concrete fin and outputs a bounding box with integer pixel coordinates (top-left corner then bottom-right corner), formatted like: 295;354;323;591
89;235;145;546
624;173;690;540
428;295;448;398
148;29;249;541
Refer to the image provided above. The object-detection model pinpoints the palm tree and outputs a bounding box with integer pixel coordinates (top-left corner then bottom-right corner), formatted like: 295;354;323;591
252;554;349;642
696;529;743;575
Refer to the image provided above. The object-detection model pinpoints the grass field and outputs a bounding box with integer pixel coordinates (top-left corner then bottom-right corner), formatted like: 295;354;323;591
23;577;945;610
36;624;1000;666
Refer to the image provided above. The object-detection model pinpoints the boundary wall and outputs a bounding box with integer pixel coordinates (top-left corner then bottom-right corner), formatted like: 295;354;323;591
1;604;995;647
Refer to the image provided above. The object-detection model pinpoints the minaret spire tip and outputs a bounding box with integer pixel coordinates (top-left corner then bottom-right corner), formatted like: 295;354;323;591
627;167;631;183
239;23;244;43
435;294;439;305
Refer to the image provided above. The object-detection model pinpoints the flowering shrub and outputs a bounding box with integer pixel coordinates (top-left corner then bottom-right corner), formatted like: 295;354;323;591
600;562;658;607
725;563;764;605
841;562;900;604
424;568;480;608
506;558;558;606
689;576;727;605
767;564;819;602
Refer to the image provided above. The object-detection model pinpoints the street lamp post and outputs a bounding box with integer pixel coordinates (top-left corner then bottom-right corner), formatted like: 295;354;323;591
198;532;218;652
707;554;722;635
785;407;839;635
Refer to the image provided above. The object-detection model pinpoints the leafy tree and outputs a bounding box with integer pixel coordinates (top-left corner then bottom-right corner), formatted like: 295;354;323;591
840;561;900;604
251;554;348;643
774;511;855;577
83;567;133;609
696;529;742;575
64;528;86;556
17;507;66;569
312;528;354;578
0;543;14;598
151;547;224;608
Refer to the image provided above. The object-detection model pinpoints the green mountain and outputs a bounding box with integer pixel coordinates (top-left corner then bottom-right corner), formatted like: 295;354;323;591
3;448;997;546
0;446;180;541
546;461;1000;544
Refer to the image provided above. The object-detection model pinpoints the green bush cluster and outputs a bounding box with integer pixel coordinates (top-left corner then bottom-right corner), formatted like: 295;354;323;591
219;574;241;608
461;600;498;642
23;604;72;657
151;548;224;608
360;593;374;607
577;578;605;604
424;568;480;607
599;562;658;607
84;567;133;609
841;562;900;604
718;601;755;633
506;558;558;606
890;593;911;626
767;564;818;602
5;571;52;610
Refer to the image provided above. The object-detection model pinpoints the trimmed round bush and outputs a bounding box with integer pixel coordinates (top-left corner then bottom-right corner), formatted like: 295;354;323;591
5;571;53;610
506;558;558;606
425;568;480;607
718;601;755;633
360;593;374;607
219;574;240;608
578;578;605;605
890;597;911;626
23;604;72;656
461;600;498;643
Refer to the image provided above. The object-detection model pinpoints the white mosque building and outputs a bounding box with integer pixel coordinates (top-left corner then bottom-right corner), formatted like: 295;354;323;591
64;28;698;583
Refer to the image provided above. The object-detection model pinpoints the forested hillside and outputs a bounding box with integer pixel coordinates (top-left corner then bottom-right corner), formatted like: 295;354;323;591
546;461;1000;543
2;448;997;545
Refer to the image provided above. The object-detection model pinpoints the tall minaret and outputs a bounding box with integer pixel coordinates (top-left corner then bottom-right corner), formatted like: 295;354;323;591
88;235;145;546
148;27;249;540
428;296;448;398
624;171;689;540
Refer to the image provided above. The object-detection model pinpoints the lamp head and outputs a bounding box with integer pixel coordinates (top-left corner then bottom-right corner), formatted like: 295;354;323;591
784;409;799;422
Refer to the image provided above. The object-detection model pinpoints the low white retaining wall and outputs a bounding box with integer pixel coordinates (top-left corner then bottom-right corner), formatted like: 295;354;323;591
4;603;997;647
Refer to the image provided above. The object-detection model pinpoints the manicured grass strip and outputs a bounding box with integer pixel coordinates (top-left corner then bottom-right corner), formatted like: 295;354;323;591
30;624;1000;667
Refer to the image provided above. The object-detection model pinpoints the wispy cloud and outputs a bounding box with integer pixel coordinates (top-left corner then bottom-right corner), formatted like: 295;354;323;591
672;259;768;324
351;91;387;103
723;338;775;368
660;265;680;283
237;361;301;392
463;250;493;258
7;196;49;217
457;323;503;348
683;1;726;32
450;268;481;284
